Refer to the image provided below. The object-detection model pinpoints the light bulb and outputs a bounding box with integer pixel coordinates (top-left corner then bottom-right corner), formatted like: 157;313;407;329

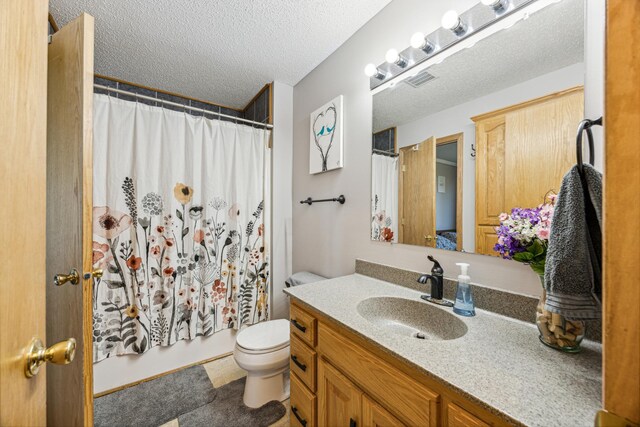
410;32;426;49
364;63;378;77
441;10;467;36
441;10;460;30
385;48;407;68
410;32;435;54
385;49;399;64
364;63;386;80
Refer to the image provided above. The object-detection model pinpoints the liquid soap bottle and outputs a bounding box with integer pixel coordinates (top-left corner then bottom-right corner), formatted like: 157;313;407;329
453;263;475;317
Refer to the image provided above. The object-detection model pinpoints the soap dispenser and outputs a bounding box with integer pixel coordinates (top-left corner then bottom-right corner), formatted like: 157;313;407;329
453;263;475;317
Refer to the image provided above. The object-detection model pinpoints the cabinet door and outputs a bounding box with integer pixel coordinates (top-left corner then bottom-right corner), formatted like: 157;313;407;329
504;89;583;210
475;115;507;227
362;395;405;427
446;402;490;427
475;225;499;258
318;358;362;427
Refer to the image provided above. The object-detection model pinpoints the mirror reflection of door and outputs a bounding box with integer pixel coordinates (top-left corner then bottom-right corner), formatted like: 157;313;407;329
435;134;463;251
398;136;436;247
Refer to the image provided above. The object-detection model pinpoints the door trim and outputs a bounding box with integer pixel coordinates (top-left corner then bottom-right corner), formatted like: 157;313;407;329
603;0;640;423
436;133;464;251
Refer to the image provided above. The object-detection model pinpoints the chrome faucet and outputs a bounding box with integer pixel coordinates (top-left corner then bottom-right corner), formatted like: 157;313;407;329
418;255;453;307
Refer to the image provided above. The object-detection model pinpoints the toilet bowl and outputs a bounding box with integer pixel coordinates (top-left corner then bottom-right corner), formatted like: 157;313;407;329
233;318;291;408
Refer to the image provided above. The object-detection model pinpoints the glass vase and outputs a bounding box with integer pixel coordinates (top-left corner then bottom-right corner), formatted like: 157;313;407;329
536;275;585;353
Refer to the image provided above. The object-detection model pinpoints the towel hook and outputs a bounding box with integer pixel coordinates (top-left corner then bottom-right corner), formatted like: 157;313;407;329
576;117;602;175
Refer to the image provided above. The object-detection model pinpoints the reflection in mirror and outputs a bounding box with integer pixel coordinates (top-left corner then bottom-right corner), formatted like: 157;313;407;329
371;0;585;257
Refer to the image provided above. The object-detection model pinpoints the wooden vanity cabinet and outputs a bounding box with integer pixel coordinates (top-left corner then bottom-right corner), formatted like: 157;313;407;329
289;301;507;427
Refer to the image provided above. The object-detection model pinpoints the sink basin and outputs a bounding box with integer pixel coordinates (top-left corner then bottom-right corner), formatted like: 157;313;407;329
357;296;468;340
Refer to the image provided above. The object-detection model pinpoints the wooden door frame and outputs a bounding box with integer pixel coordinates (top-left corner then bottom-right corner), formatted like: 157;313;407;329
436;133;464;251
602;0;640;424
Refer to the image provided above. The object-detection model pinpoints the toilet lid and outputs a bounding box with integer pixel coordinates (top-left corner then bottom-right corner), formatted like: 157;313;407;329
236;319;290;352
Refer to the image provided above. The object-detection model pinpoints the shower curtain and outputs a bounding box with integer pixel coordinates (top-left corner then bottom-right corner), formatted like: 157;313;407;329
92;94;271;362
371;153;398;243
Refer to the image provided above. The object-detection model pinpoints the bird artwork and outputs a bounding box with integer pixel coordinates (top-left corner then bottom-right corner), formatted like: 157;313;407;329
309;95;344;174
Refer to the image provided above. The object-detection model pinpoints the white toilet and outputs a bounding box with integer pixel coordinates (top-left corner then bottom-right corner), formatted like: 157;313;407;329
233;318;291;408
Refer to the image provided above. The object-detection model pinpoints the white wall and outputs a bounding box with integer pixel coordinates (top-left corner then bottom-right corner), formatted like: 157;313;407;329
585;0;605;171
292;0;601;297
396;63;584;251
94;82;294;393
271;81;294;320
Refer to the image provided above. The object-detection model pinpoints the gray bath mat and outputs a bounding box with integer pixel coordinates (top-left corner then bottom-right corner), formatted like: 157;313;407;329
178;377;287;427
94;365;217;427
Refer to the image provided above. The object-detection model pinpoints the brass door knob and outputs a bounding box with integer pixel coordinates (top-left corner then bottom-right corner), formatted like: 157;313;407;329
424;235;433;241
83;268;103;280
54;269;79;286
25;337;76;378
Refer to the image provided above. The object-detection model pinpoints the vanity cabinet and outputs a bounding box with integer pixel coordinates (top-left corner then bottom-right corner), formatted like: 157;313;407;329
289;300;508;427
473;86;584;255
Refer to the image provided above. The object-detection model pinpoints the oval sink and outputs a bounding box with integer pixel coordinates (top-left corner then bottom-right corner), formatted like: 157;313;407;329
357;296;468;340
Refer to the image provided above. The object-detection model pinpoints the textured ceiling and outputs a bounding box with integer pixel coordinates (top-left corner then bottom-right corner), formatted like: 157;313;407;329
373;0;584;131
49;0;391;109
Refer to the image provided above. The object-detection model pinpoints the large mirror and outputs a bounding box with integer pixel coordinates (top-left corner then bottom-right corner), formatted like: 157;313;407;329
371;0;585;256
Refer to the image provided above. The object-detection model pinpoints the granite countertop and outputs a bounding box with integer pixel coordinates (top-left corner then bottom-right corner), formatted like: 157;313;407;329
284;274;602;427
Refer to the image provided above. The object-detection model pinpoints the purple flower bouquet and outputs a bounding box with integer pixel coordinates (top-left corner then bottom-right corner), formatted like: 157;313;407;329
493;197;555;276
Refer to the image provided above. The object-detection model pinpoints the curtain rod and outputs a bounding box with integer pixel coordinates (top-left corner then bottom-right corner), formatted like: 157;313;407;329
94;84;274;130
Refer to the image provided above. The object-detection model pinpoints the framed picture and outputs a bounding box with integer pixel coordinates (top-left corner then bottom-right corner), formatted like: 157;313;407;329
309;95;343;174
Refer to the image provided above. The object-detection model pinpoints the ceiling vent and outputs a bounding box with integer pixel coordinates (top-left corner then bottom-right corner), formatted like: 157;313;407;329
404;70;437;88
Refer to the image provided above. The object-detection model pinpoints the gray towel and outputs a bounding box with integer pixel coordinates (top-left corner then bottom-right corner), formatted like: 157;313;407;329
544;164;602;320
285;271;327;288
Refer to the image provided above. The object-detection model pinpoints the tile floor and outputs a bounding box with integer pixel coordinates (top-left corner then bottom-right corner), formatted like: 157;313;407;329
159;355;290;427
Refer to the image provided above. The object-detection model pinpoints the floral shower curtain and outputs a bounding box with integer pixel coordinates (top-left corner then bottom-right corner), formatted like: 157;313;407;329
92;94;271;362
371;153;398;243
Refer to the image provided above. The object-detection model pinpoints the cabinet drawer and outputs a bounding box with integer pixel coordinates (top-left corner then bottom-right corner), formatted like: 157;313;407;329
318;322;440;427
290;303;317;347
290;334;317;391
291;372;316;427
447;402;490;427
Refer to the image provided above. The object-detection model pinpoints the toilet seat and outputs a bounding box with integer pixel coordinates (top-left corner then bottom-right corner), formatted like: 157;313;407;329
235;319;290;353
235;341;289;355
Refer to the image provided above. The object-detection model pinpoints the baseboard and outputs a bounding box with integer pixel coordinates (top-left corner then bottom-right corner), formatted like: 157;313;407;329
93;351;234;398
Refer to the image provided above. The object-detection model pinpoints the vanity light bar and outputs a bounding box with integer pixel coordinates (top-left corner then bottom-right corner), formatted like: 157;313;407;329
367;0;561;92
